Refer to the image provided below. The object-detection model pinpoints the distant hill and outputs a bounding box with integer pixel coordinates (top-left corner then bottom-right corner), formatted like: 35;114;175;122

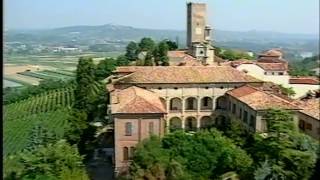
5;24;319;54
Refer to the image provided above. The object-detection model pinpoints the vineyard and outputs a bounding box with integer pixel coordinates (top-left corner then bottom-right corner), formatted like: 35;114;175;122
4;86;75;120
3;86;75;156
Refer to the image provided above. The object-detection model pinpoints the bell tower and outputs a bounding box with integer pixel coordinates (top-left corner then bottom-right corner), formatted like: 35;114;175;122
186;2;215;65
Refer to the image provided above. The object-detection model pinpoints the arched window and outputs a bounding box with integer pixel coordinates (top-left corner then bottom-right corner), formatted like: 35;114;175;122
125;122;132;136
123;147;129;161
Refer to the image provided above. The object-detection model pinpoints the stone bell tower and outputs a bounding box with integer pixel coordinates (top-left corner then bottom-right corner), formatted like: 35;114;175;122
186;2;215;65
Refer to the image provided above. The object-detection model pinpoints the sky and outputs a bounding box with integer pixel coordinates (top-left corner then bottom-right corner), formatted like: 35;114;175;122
4;0;319;34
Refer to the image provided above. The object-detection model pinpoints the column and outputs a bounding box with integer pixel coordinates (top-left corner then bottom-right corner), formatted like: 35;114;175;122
212;96;216;110
166;98;170;113
182;97;185;115
197;96;201;113
182;117;185;129
196;117;200;130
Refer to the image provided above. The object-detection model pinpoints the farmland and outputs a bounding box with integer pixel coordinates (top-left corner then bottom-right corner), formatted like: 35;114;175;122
3;86;75;156
3;51;122;87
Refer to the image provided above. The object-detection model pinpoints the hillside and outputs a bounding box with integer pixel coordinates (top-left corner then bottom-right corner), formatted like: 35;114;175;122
3;86;75;156
5;24;319;54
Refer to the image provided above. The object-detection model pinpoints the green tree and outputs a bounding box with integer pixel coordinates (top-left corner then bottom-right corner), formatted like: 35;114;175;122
164;40;178;50
74;57;96;111
4;140;89;180
94;57;116;80
125;41;138;61
144;51;154;66
116;55;130;66
138;37;155;52
250;109;318;180
128;130;253;179
157;41;170;66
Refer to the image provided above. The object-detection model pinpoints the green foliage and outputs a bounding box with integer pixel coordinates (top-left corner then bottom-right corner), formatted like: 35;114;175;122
4;109;71;156
289;55;319;76
218;49;254;61
250;109;318;180
278;84;296;97
216;118;251;147
74;57;97;111
138;37;155;52
164;39;178;50
128;130;253;179
95;57;116;80
143;51;154;66
4;140;89;180
3;79;75;105
125;41;138;61
116;55;130;66
4;86;75;120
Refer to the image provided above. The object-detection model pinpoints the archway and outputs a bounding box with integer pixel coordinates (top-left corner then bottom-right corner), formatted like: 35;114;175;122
169;117;182;132
185;116;197;132
201;97;213;110
200;116;214;129
216;96;227;110
185;97;197;110
170;98;182;112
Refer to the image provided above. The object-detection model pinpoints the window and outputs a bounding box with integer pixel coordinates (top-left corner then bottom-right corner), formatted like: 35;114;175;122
158;87;162;90
243;111;248;123
278;72;284;75
264;72;267;75
239;108;242;119
174;87;178;90
272;72;275;75
250;115;255;128
123;147;129;161
299;120;305;130
149;122;154;134
203;97;209;107
125;122;132;136
205;86;209;89
232;103;236;114
129;147;135;160
220;86;224;89
306;123;312;130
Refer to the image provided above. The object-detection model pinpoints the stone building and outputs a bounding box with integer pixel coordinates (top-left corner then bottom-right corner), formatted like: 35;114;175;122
108;65;313;174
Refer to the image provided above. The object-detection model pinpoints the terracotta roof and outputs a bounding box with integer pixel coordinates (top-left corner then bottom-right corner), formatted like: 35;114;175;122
256;62;287;71
167;50;200;66
261;49;283;57
115;66;262;84
112;86;166;114
113;66;151;74
227;85;300;110
289;77;320;85
296;99;320;120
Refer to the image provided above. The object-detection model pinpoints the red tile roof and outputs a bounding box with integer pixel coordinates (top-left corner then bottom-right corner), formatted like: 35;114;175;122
227;85;300;110
112;86;166;114
115;66;262;84
295;98;320;120
289;77;320;85
256;62;287;71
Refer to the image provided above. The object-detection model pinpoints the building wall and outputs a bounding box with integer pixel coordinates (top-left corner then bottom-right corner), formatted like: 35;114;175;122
297;112;320;140
114;114;165;174
236;64;289;86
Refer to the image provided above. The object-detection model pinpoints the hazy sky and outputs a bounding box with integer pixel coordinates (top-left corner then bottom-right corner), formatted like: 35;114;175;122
4;0;319;34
